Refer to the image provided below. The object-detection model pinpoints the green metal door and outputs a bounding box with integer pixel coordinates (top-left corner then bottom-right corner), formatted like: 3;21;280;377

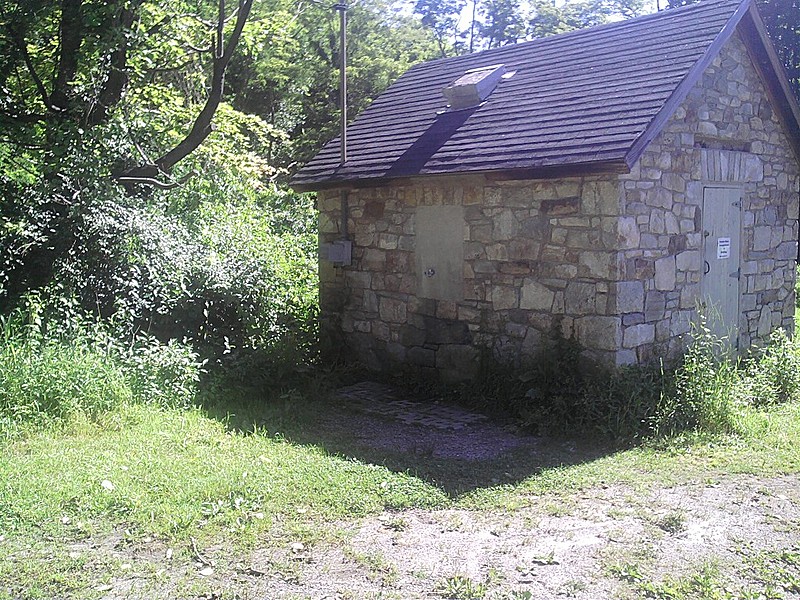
700;186;742;347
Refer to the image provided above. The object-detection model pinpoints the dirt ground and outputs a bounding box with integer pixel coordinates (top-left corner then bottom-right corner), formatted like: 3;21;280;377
90;474;800;599
251;475;800;599
74;385;800;598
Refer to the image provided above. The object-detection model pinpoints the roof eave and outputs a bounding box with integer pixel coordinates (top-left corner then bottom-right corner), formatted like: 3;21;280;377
625;0;800;168
291;159;630;193
624;0;756;169
738;5;800;163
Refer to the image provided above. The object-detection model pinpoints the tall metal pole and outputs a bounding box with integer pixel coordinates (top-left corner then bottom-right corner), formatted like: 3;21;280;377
333;3;349;248
334;3;347;165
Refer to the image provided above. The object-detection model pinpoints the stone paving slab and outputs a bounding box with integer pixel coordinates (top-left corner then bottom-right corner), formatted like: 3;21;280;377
336;381;488;432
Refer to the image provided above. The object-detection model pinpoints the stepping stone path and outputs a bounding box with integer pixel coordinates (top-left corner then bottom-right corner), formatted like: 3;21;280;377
336;381;488;431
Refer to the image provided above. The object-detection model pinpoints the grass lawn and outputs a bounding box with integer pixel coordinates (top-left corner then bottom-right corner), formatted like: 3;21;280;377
2;382;800;599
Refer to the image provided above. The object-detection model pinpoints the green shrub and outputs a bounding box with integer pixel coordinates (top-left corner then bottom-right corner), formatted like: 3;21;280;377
0;316;131;427
655;318;739;436
743;328;800;406
459;319;757;443
120;335;202;409
796;264;799;308
0;304;202;428
459;337;665;444
2;169;319;382
586;365;667;443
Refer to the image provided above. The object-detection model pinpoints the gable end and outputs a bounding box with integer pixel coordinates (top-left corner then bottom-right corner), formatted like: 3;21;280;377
626;0;800;167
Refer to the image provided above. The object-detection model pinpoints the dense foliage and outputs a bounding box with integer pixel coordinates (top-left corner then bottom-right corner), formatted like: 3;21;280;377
458;322;800;445
0;0;439;384
0;0;798;425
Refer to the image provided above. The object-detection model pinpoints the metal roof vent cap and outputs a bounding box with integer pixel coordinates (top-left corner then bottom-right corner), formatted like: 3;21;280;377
443;64;506;110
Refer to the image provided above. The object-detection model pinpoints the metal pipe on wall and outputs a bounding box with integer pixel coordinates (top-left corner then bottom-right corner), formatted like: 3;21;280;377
334;2;347;166
333;3;350;245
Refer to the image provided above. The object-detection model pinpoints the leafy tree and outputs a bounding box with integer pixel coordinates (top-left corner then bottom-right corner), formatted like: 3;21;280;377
0;0;312;360
478;0;526;48
528;0;644;38
413;0;466;56
755;0;800;101
226;0;440;170
0;0;436;365
0;0;253;187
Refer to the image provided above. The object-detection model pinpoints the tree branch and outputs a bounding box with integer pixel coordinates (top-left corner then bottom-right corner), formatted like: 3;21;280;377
116;171;195;189
86;4;139;126
0;110;48;124
50;0;83;111
153;0;253;173
6;24;52;110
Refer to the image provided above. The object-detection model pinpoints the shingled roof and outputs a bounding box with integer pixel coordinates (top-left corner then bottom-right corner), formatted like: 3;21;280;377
292;0;800;191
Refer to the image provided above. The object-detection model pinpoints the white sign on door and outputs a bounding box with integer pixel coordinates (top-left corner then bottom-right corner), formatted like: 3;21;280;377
717;237;731;259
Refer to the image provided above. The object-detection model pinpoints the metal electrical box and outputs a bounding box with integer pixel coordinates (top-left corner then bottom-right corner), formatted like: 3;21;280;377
321;240;352;266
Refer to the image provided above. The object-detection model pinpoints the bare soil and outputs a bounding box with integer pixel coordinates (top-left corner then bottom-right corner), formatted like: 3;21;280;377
53;388;800;599
88;474;800;599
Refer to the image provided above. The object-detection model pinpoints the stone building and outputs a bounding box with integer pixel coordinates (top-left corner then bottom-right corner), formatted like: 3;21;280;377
292;0;800;380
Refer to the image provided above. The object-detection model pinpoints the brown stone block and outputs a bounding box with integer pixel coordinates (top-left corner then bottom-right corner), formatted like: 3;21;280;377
519;215;550;239
645;291;666;322
469;223;493;243
508;240;541;261
564;281;596;315
486;243;509;261
409;296;436;316
472;261;498;274
408;346;435;367
386;251;411;273
362;248;386;270
379;296;408;324
500;262;532;275
458;305;481;324
541;245;566;263
423;316;472;344
436;300;458;320
385;274;415;294
632;258;655;279
463;282;485;301
541;196;581;216
436;344;480;381
400;325;426;346
575;316;622;351
491;285;519;310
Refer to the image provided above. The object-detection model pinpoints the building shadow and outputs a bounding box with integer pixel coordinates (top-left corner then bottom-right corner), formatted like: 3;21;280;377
200;381;617;499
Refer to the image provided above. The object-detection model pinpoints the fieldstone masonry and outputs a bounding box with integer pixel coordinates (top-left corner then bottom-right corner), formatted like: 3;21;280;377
318;32;799;380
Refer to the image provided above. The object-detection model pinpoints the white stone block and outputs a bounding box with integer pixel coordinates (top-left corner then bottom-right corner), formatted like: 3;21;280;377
654;256;677;291
520;280;554;311
623;323;655;348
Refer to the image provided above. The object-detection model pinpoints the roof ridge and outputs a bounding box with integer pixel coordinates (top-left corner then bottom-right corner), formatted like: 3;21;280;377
409;0;745;73
291;0;800;190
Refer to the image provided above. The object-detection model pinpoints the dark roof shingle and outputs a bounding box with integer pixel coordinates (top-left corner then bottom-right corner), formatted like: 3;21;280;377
292;0;799;190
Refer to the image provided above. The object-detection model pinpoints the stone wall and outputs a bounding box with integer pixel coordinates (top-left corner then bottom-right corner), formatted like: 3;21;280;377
617;31;799;362
319;176;637;379
317;32;799;379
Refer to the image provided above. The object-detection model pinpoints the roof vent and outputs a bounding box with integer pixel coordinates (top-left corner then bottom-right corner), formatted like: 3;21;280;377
443;64;506;110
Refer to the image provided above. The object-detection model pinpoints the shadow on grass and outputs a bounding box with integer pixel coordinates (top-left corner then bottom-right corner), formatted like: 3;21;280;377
200;377;617;499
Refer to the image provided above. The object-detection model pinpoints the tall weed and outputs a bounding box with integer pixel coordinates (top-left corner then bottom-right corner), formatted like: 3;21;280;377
463;316;800;444
656;320;739;437
0;301;201;429
743;328;800;407
796;264;799;309
0;313;131;427
120;335;201;409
